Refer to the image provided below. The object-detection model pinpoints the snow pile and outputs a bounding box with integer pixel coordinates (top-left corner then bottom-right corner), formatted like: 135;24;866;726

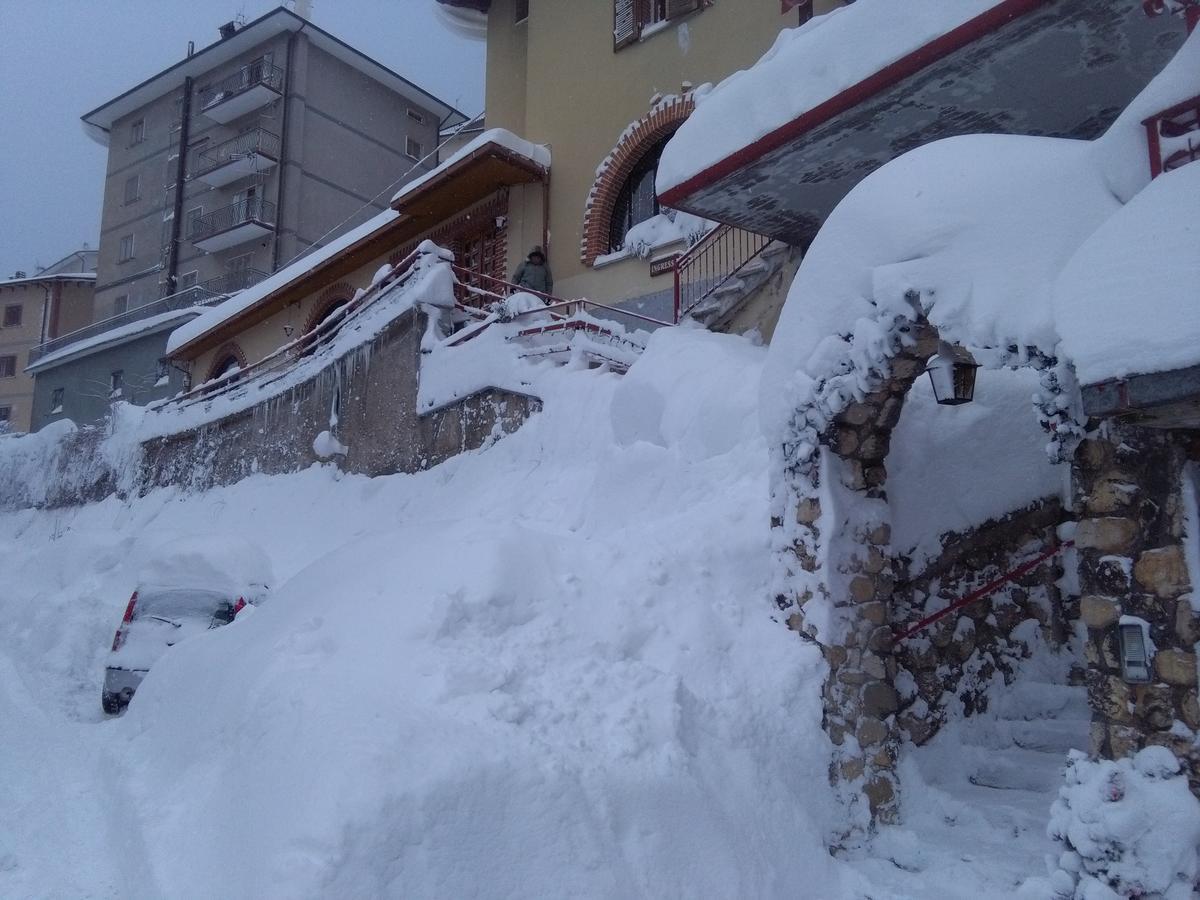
1044;748;1200;898
657;0;1002;193
0;326;872;898
598;210;715;263
888;369;1064;569
137;534;273;598
390;128;550;205
1054;161;1200;384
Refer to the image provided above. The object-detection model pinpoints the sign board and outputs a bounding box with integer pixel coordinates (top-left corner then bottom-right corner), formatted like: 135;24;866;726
650;254;679;277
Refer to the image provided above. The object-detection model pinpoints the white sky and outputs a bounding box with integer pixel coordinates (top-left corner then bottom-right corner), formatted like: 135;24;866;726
0;0;485;277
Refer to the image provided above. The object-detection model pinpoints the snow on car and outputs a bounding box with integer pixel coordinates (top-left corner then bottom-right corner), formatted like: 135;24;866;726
101;535;271;714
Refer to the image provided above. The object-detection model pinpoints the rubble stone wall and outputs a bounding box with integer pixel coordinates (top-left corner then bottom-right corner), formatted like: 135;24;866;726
1074;423;1200;794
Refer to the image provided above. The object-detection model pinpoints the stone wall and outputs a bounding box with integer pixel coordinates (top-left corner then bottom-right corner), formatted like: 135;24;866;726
139;307;541;495
892;498;1069;746
1074;423;1200;793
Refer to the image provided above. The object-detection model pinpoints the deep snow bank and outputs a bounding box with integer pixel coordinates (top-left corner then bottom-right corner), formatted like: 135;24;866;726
0;327;861;899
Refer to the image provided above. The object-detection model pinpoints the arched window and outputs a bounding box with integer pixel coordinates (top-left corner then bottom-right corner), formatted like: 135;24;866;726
205;342;247;384
608;133;672;254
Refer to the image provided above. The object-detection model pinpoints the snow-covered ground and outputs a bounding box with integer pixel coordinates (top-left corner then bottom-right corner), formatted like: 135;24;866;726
0;325;1104;898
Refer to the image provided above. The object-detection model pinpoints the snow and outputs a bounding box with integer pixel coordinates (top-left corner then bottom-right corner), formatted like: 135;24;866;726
759;132;1118;451
1043;748;1200;897
136;533;273;598
311;429;348;458
0;327;871;898
657;0;1003;194
594;210;714;265
888;369;1064;570
165;207;401;356
27;307;203;373
1054;162;1200;385
389;127;550;205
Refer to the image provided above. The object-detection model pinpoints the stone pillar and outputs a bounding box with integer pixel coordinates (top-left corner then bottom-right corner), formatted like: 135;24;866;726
1075;424;1200;794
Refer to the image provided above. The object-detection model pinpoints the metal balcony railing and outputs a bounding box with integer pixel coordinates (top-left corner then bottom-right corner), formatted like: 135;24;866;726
190;197;277;242
198;63;284;111
27;285;224;367
190;129;281;180
199;267;270;295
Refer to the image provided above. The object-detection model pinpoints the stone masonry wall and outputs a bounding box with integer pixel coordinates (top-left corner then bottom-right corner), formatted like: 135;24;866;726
1074;423;1200;794
892;499;1070;747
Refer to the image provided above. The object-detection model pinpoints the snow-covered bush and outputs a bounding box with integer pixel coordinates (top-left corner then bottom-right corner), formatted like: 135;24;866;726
1047;747;1200;898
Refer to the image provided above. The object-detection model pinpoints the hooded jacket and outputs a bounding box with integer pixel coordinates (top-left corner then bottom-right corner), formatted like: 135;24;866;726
512;247;554;295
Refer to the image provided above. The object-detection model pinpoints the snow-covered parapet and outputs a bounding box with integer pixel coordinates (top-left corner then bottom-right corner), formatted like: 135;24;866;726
390;128;550;206
1045;747;1200;898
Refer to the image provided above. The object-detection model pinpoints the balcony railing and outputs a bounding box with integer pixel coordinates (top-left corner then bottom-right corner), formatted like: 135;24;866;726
1144;93;1200;179
198;63;284;115
199;267;270;296
190;197;277;251
27;286;224;367
190;129;281;184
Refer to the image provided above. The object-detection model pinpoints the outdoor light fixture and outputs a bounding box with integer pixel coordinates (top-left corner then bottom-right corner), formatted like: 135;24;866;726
925;342;980;406
1118;622;1153;684
283;324;295;338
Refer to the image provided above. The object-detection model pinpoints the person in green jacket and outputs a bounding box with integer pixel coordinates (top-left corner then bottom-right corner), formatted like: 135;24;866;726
512;246;553;295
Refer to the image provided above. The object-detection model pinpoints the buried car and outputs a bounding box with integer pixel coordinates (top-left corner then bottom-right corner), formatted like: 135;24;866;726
102;537;271;714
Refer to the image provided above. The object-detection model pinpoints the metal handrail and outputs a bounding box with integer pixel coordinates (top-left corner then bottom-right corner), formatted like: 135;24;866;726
672;224;772;323
1143;92;1200;179
199;267;270;295
190;128;281;179
190;197;277;241
199;62;284;111
28;286;223;366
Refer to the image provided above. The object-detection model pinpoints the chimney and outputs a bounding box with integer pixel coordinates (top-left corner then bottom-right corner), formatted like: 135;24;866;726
295;0;313;19
218;21;237;39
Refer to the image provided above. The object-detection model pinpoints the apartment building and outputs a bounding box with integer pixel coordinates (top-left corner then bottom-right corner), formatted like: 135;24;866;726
0;249;97;433
27;6;464;431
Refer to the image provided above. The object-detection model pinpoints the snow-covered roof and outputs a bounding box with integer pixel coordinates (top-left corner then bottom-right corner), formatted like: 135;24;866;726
390;128;550;205
1054;161;1200;387
0;272;96;289
657;0;1003;197
759;132;1119;447
165;208;399;357
27;307;203;374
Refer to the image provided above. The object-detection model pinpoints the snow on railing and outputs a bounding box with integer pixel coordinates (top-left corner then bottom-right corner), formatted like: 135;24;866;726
672;223;772;323
1143;92;1200;179
160;247;425;413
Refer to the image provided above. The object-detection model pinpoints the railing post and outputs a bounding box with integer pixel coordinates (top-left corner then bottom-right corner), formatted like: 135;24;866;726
673;258;682;324
1146;119;1163;179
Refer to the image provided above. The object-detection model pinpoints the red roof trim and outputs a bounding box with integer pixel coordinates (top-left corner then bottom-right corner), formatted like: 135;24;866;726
659;0;1051;208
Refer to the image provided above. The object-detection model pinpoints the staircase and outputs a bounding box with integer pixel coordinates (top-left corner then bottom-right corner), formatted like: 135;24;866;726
861;662;1092;894
684;240;795;331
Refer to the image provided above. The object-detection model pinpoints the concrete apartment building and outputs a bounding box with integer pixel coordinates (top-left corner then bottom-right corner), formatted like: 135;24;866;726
0;249;97;433
26;6;464;432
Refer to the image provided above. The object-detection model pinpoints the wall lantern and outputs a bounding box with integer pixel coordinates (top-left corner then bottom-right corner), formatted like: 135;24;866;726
925;342;980;406
1118;622;1153;684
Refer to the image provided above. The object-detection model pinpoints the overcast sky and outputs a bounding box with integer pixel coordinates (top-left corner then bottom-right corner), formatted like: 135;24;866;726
0;0;485;277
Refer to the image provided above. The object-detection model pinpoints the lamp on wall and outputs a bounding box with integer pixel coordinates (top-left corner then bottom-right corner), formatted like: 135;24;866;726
283;324;295;338
925;342;980;406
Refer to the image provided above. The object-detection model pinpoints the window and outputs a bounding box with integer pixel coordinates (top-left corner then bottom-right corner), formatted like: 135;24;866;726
608;132;672;253
110;370;124;397
130;118;146;146
0;406;9;423
405;137;423;161
3;304;21;327
406;108;425;125
118;234;135;262
113;295;128;316
124;174;140;204
614;0;702;49
186;206;204;238
155;359;171;383
50;388;64;413
0;355;15;378
514;0;529;23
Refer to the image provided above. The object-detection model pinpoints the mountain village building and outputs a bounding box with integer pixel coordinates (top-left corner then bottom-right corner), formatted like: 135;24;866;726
26;7;464;431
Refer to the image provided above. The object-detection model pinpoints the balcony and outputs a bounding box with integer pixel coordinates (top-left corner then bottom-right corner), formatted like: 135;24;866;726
198;63;284;124
190;129;281;187
190;197;277;253
198;267;270;295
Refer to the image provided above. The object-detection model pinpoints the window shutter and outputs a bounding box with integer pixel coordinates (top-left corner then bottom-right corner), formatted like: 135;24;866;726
666;0;701;19
614;0;639;50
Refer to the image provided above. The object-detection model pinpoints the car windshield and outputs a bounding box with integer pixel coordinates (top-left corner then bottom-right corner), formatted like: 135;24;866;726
134;589;234;621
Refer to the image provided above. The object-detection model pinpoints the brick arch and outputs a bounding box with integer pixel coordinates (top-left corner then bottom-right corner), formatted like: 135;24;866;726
303;281;357;336
206;341;248;382
580;94;696;266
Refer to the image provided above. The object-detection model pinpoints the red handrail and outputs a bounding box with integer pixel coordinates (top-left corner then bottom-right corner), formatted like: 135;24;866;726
891;540;1073;643
673;224;772;323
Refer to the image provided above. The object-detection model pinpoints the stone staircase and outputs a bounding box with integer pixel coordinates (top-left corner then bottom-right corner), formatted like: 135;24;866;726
685;240;796;331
